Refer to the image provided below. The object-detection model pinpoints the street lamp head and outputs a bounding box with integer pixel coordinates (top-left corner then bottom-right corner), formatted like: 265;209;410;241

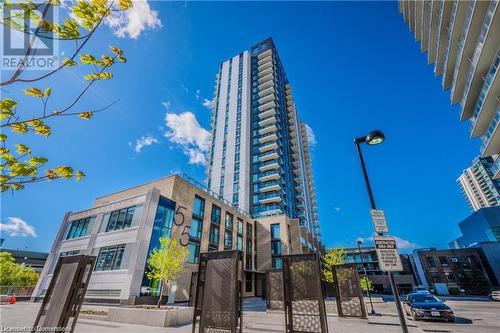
356;237;363;245
366;130;385;145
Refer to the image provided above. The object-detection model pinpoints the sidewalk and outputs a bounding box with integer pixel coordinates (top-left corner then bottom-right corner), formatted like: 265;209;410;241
0;301;425;333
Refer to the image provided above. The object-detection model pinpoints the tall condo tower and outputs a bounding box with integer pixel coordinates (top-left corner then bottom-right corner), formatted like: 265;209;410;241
206;38;319;240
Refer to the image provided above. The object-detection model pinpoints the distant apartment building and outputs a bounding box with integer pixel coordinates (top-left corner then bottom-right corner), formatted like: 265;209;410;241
32;174;312;304
399;1;500;178
411;247;497;295
206;38;321;253
457;156;500;210
1;249;48;273
344;246;416;294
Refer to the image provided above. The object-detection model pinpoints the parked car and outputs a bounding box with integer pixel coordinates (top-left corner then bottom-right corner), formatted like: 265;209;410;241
403;293;455;322
489;290;500;301
413;287;432;294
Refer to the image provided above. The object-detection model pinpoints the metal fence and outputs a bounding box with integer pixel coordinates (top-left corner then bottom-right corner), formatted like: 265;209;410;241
33;255;95;333
266;269;284;310
331;264;366;318
189;271;198;307
192;250;243;333
283;254;328;333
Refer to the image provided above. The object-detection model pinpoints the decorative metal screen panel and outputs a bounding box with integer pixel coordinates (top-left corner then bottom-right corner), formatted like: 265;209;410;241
33;255;95;333
189;272;198;307
192;250;242;333
332;264;367;318
283;254;328;333
266;269;284;310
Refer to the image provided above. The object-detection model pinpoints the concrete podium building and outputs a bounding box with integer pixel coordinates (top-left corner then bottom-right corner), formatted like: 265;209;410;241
32;38;323;304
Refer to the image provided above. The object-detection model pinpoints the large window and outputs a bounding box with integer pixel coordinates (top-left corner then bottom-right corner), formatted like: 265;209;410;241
105;206;138;232
271;223;282;269
95;244;126;271
224;213;233;250
187;196;205;264
211;205;221;225
237;218;243;251
209;225;220;250
246;223;252;270
66;217;91;239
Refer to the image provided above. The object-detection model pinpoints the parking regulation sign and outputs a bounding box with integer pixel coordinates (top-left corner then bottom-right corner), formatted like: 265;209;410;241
374;236;403;272
370;209;388;233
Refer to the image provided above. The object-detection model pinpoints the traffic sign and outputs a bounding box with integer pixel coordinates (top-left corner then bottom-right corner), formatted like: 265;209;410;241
373;236;403;272
370;209;388;233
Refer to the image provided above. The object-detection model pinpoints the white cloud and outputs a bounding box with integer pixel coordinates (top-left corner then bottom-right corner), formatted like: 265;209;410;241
356;235;418;250
333;207;341;212
0;217;37;237
105;0;162;39
164;112;210;165
202;98;211;109
304;124;317;146
195;89;201;100
132;134;158;153
162;101;171;110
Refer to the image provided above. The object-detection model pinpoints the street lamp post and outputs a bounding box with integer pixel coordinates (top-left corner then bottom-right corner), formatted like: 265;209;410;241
356;238;375;315
354;130;409;333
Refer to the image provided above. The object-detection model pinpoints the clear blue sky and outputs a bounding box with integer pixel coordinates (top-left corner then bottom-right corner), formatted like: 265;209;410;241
1;1;478;253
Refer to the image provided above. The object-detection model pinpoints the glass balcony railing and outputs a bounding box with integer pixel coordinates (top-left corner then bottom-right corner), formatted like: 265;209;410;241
443;0;459;82
260;180;280;189
471;49;500;126
490;157;500;178
259;140;278;150
480;104;500;154
259;169;280;179
451;0;476;97
260;159;280;168
258;191;281;201
462;0;498;108
260;149;280;159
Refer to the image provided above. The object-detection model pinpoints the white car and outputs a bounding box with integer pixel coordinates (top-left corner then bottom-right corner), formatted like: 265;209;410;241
490;290;500;301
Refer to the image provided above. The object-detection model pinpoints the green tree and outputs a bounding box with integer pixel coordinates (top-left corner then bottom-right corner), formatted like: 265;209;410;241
321;247;346;283
0;252;39;286
359;276;374;294
1;0;133;192
146;237;189;308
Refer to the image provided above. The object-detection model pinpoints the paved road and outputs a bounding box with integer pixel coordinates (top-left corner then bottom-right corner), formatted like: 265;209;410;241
1;298;499;332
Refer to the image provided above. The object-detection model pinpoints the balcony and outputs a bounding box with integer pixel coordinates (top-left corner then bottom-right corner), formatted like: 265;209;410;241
257;49;272;59
258;66;273;78
260;181;281;193
259;192;282;204
434;1;453;76
258;73;273;85
259;150;279;162
258;93;275;105
491;157;500;179
259;140;278;153
258;100;276;112
259;108;276;119
443;0;468;90
450;1;490;104
259;159;279;172
259;123;277;135
258;115;276;127
259;132;278;144
259;169;280;182
470;49;500;137
460;0;500;120
258;59;273;72
258;86;274;97
258;79;273;91
480;104;500;157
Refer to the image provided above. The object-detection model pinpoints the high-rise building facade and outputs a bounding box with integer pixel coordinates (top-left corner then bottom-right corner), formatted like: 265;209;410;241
206;38;320;249
398;1;500;178
457;156;500;210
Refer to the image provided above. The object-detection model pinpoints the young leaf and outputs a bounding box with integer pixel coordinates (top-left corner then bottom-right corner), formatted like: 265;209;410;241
44;87;52;97
11;123;28;134
24;88;43;98
79;112;93;120
63;58;78;66
76;170;85;181
118;0;132;10
16;144;31;155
